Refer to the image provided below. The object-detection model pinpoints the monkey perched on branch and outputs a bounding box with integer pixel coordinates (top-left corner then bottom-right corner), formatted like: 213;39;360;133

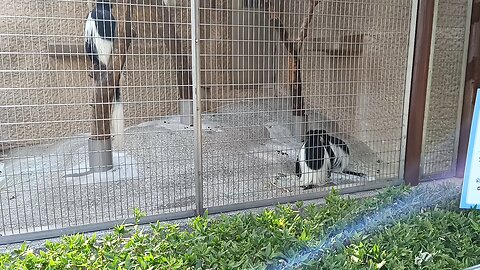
84;0;125;147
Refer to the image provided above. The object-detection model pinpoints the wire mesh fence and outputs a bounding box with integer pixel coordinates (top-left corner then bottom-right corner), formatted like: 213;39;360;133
200;0;414;210
0;0;198;238
421;0;471;179
0;0;455;243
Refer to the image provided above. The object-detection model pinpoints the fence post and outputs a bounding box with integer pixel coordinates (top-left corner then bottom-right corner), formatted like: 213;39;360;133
191;0;204;216
404;0;435;186
457;0;480;178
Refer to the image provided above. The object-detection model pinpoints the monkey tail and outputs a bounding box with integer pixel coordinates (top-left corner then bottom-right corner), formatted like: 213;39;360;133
111;88;125;148
295;158;301;178
342;170;366;177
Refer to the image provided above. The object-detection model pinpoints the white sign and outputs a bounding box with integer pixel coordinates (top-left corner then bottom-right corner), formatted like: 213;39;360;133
460;88;480;209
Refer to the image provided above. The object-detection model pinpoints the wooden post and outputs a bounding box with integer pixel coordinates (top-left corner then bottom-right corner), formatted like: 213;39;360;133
263;0;320;140
404;0;435;186
159;3;194;125
91;71;115;140
264;0;307;118
160;4;193;100
91;1;132;139
457;0;480;178
87;1;133;172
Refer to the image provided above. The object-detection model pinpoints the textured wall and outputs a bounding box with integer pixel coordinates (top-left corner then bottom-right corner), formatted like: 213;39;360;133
0;0;233;151
1;0;467;172
0;1;176;150
422;0;469;176
273;0;412;168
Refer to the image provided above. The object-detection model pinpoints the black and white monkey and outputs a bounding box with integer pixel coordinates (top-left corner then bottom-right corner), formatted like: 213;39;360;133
295;130;366;189
84;0;116;69
84;0;124;147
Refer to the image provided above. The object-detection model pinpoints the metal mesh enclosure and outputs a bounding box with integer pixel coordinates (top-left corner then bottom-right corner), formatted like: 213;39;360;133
0;0;197;237
200;0;414;209
421;0;470;179
0;0;420;242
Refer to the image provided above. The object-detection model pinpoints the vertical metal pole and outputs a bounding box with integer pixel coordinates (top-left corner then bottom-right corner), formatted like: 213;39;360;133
191;0;204;215
404;0;435;186
457;0;480;178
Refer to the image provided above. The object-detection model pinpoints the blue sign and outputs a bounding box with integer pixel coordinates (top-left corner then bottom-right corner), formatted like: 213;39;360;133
460;88;480;209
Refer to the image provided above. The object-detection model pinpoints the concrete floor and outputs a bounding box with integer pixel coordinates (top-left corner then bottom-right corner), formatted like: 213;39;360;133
0;98;396;237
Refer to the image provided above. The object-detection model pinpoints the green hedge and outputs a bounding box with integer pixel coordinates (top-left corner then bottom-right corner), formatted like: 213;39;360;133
1;184;479;270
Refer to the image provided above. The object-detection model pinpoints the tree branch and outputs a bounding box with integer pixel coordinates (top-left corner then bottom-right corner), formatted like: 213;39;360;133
91;1;133;140
160;3;193;100
262;0;320;117
264;0;300;116
297;0;320;50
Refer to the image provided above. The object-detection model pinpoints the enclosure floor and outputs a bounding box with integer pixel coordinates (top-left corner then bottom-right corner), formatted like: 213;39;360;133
0;98;393;235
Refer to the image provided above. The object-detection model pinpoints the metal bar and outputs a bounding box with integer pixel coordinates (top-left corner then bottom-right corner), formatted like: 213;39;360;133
421;172;457;182
191;0;204;216
457;0;480;178
206;180;404;215
0;179;402;245
452;0;474;177
0;210;196;245
399;0;420;181
404;0;435;186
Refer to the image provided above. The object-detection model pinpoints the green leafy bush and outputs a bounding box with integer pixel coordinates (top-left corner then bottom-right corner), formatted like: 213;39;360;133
1;185;479;270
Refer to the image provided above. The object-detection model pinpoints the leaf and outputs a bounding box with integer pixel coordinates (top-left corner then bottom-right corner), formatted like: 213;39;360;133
350;255;360;263
299;229;308;242
265;243;272;259
376;260;386;269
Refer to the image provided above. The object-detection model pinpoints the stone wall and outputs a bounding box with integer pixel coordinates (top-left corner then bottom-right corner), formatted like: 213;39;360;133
422;0;469;176
275;0;412;166
0;0;467;171
0;0;232;151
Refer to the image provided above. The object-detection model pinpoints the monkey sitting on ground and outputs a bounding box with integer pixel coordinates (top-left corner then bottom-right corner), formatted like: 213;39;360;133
296;129;366;190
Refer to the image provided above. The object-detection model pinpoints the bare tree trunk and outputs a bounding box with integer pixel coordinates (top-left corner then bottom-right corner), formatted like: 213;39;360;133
265;0;304;117
264;0;320;117
297;0;320;46
113;2;133;88
91;71;115;140
160;4;193;100
91;2;133;140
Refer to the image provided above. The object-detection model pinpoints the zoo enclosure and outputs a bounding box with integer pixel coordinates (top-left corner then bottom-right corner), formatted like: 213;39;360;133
0;0;474;244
